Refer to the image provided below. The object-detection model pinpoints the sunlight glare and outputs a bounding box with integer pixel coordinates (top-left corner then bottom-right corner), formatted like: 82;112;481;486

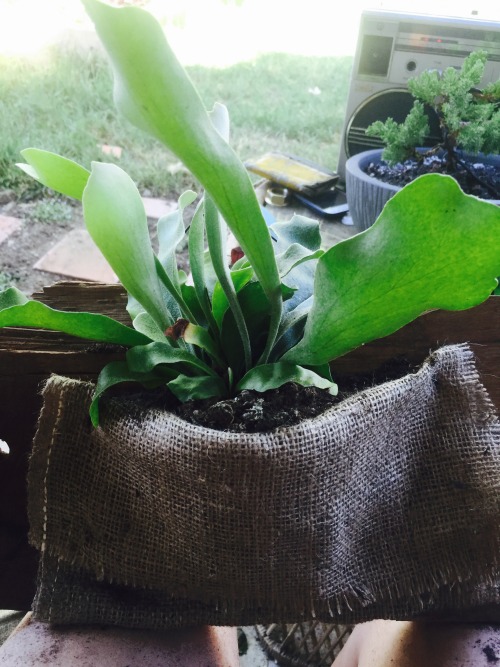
0;0;498;64
0;0;90;57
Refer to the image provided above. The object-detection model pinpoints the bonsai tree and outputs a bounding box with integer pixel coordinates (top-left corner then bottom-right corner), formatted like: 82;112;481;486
366;50;500;174
1;0;500;426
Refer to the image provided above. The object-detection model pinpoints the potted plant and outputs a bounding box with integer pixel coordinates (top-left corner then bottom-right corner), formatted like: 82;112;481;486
346;49;500;230
2;0;500;631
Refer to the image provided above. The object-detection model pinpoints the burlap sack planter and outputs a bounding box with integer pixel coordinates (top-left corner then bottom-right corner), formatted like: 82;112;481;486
27;344;500;629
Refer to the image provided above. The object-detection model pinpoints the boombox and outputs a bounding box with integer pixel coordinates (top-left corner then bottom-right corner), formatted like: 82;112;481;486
337;10;500;181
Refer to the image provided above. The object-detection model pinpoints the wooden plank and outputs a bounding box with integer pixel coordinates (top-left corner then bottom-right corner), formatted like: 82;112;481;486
0;283;127;610
330;298;500;411
0;282;498;610
30;281;130;322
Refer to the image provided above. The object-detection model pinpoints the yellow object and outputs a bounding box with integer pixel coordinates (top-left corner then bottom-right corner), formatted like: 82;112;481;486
245;152;339;195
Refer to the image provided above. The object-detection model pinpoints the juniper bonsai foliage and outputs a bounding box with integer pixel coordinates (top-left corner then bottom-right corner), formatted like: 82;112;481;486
366;50;500;172
1;0;500;426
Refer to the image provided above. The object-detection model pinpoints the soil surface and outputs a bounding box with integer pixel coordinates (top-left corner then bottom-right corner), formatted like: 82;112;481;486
366;154;500;200
105;355;419;433
175;383;338;432
175;355;419;432
108;382;338;433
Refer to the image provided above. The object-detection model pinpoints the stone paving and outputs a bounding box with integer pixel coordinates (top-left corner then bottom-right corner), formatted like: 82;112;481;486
0;197;177;286
142;196;177;220
0;194;353;287
30;196;178;284
0;214;22;246
33;228;119;283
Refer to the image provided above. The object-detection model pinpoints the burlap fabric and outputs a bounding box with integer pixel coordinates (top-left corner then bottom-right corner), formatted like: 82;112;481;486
28;344;500;629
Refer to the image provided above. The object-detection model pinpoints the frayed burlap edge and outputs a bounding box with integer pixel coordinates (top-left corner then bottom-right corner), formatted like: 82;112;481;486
28;344;500;628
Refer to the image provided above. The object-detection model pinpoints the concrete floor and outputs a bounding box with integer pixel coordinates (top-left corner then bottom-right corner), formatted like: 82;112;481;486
0;614;278;666
0;611;25;646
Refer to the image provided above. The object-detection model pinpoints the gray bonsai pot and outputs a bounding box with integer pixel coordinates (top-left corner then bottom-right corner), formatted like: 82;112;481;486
346;148;500;231
345;149;399;231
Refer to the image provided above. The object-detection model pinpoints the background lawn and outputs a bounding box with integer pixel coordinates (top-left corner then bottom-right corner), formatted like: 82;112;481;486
0;44;352;200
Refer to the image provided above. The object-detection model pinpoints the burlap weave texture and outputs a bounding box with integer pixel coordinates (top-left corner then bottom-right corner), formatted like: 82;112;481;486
28;344;500;628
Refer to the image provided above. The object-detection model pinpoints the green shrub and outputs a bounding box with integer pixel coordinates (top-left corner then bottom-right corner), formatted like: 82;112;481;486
366;50;500;171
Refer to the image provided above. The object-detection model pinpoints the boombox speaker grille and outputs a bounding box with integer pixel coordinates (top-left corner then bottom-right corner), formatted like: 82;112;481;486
345;89;442;159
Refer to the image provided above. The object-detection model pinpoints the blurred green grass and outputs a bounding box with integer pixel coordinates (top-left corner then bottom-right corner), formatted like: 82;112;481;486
0;44;352;199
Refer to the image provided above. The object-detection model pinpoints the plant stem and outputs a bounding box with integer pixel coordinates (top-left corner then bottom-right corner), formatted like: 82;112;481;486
154;257;198;324
187;199;220;337
257;298;283;365
204;194;252;371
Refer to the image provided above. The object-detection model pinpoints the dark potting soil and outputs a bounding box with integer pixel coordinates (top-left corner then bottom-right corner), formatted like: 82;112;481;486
106;355;419;433
366;154;500;200
175;383;338;432
111;382;339;433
